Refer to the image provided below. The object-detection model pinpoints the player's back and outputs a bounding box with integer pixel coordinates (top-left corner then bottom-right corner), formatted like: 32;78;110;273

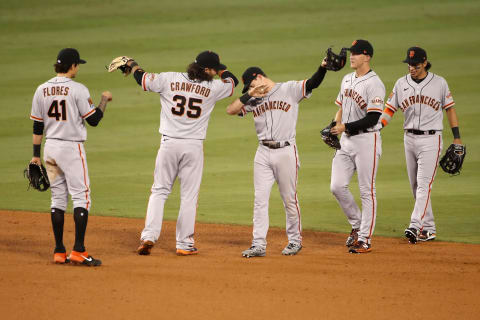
142;71;234;139
31;76;96;142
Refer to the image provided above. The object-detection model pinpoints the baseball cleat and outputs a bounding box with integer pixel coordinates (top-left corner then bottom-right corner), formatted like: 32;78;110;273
176;247;198;256
242;246;266;258
405;227;419;244
346;228;359;247
348;241;371;254
53;252;69;264
418;230;436;242
68;251;102;266
137;240;154;255
282;242;302;256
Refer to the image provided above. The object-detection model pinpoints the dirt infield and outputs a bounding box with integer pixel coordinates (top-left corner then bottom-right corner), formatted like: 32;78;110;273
0;210;478;320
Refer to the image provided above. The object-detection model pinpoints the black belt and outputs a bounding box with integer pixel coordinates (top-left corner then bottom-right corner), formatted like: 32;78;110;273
406;129;437;135
261;141;290;149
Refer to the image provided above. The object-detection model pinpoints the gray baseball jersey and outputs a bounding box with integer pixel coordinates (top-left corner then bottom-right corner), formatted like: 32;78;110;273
30;76;96;141
385;72;454;130
331;70;385;246
240;80;310;141
141;72;235;139
30;76;96;211
385;72;454;235
239;80;309;249
139;71;235;250
335;71;385;124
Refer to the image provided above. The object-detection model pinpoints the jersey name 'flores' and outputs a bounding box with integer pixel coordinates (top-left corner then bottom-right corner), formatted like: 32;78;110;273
335;71;385;124
240;80;310;141
141;72;234;139
30;76;96;142
386;73;454;131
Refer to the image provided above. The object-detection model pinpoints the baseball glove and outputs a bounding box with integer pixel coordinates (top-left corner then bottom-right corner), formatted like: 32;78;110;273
439;144;466;175
107;56;134;75
24;162;50;191
320;121;341;150
324;47;347;71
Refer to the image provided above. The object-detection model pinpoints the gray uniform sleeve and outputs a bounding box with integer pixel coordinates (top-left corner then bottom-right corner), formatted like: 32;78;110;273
287;80;311;103
77;85;96;119
366;79;385;113
142;72;169;93
212;78;235;101
442;79;455;110
30;87;44;122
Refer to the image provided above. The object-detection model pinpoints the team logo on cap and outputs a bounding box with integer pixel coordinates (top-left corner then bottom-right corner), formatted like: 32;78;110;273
409;50;415;58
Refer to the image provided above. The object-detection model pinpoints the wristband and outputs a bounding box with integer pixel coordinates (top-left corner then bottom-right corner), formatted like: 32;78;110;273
129;61;138;68
451;127;460;139
33;144;41;157
239;93;251;105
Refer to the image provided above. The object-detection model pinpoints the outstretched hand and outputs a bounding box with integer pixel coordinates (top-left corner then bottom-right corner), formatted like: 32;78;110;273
248;84;268;97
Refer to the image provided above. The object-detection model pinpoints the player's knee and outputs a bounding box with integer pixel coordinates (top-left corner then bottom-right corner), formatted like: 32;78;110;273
150;186;171;198
51;198;68;211
330;182;347;196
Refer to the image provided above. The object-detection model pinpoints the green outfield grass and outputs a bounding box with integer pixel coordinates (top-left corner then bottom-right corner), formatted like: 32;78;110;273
1;0;479;243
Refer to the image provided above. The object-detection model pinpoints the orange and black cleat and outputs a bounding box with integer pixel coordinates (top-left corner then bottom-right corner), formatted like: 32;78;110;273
348;241;371;254
68;251;102;266
176;247;198;256
53;252;69;264
137;240;154;255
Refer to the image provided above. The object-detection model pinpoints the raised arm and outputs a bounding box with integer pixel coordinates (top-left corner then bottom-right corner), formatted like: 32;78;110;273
226;84;268;115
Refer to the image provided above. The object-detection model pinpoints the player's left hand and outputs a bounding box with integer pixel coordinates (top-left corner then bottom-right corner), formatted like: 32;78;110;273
30;157;41;165
453;138;462;145
107;56;134;76
249;84;268;97
330;123;346;135
321;58;327;68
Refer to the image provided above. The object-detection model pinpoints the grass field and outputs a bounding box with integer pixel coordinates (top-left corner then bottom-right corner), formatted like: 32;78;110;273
1;0;479;243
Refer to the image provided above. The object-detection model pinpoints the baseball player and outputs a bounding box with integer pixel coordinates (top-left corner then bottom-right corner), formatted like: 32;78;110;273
29;48;112;266
379;47;463;243
226;60;328;257
329;40;385;254
116;51;238;256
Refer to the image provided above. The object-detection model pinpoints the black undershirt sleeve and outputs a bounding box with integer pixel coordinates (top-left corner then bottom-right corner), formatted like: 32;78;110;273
305;66;327;93
345;112;381;134
133;69;145;86
33;121;44;135
220;70;239;87
85;108;104;127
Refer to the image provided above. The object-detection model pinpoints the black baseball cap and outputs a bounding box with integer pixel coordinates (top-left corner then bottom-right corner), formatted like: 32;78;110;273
349;39;374;57
403;47;427;64
56;48;86;65
195;50;226;71
241;67;266;93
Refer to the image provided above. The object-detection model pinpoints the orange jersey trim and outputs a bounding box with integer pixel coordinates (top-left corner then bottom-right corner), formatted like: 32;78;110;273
368;108;383;113
442;101;455;109
30;115;43;121
335;100;342;107
81;109;96;119
384;107;395;117
385;102;397;111
142;73;148;91
302;79;307;98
